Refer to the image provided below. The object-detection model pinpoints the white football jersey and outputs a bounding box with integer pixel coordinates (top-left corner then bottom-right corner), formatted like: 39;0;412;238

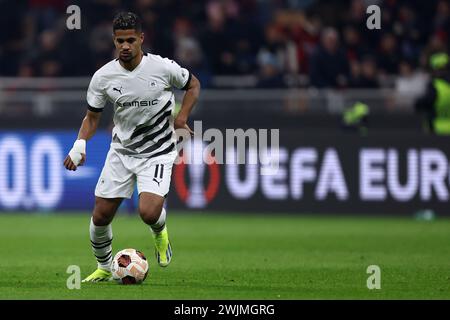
86;53;191;158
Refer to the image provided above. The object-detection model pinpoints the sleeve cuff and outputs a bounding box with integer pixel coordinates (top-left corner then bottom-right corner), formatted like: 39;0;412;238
181;72;192;91
87;105;103;112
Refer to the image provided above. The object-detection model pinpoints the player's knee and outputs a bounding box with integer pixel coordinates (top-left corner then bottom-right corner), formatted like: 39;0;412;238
139;205;161;225
92;210;113;226
92;201;116;226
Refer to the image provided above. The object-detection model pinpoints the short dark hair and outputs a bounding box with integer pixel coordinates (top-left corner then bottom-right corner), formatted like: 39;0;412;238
113;12;142;32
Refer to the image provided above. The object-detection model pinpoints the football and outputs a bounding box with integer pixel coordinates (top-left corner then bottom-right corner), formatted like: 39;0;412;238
111;248;149;285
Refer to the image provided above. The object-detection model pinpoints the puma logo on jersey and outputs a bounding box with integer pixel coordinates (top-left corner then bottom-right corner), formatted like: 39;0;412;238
113;86;123;94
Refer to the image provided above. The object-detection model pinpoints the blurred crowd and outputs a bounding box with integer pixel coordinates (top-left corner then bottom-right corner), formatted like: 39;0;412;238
0;0;449;89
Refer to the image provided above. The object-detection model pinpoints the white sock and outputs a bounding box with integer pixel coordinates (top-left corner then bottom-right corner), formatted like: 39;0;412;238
150;207;167;234
89;217;113;271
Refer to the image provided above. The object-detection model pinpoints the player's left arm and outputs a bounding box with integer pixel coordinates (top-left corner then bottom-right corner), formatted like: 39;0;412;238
174;74;201;135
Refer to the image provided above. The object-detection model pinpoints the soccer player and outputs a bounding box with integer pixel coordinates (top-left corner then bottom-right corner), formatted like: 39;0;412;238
63;12;200;282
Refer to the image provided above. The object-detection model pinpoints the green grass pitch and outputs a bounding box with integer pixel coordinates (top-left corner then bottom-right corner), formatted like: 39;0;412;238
0;211;449;299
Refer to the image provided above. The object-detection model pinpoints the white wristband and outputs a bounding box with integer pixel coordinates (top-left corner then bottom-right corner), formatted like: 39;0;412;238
68;139;86;166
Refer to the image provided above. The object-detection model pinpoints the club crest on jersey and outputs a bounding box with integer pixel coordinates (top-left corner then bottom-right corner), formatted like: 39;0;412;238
148;81;159;90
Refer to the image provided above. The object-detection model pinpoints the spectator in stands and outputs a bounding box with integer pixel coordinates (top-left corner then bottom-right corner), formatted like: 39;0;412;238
309;27;350;88
17;62;34;77
89;22;115;71
173;18;211;87
377;33;401;75
288;12;321;75
32;29;63;77
395;60;428;108
343;25;364;63
395;4;422;62
433;0;450;44
201;1;238;75
256;23;288;79
256;49;285;88
346;0;367;28
420;34;448;70
350;56;379;88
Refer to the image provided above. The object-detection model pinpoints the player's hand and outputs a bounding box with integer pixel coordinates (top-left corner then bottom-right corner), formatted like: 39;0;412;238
174;117;194;136
64;153;86;171
64;139;86;171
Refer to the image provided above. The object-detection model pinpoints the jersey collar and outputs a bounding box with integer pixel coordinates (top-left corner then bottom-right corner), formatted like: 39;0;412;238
116;53;147;75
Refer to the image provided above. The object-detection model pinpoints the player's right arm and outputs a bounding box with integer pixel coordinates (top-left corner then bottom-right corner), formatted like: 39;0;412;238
64;110;102;171
64;71;106;171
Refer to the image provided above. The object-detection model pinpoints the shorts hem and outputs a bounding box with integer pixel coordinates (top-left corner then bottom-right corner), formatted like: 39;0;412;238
137;189;167;198
94;192;133;199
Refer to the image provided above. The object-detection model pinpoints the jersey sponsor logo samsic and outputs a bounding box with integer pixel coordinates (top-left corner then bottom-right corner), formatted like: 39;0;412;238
116;99;159;108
